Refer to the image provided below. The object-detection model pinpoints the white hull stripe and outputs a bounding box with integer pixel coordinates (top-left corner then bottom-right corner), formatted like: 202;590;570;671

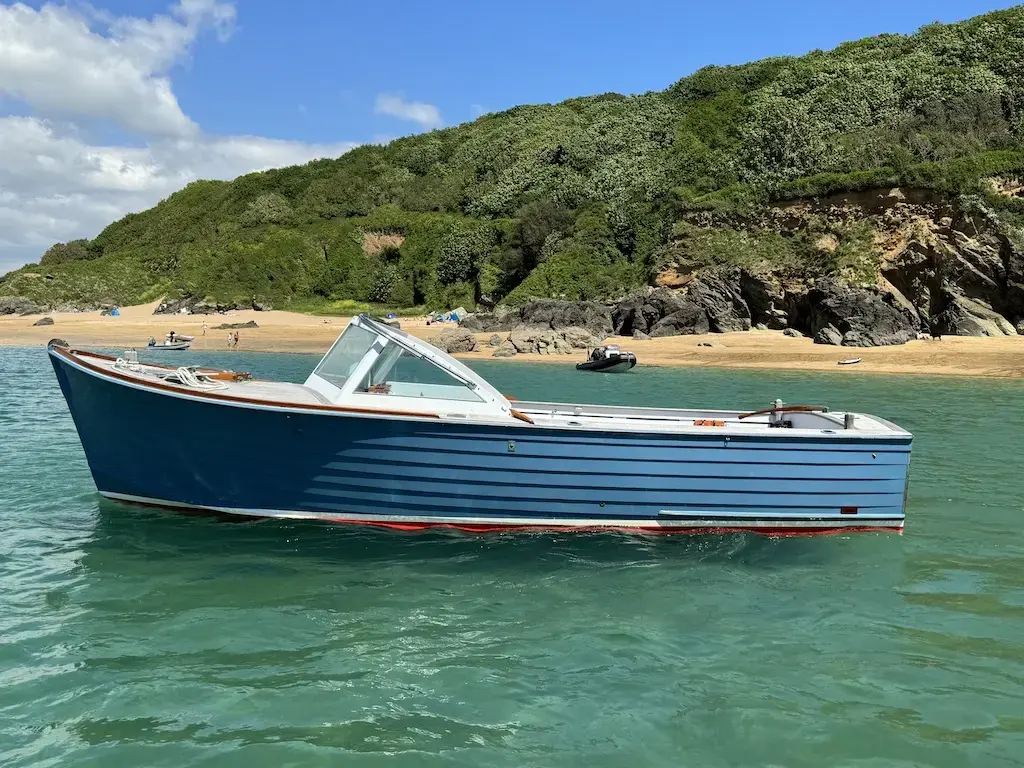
100;492;904;530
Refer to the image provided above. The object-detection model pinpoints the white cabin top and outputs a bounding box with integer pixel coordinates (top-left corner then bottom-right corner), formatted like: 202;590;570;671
303;314;513;418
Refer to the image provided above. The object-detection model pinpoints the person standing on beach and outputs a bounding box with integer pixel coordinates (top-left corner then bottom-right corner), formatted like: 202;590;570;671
227;332;233;348
202;321;207;336
233;330;240;348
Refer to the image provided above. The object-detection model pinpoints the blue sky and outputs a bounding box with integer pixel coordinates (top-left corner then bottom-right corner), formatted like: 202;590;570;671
110;0;1017;145
0;0;1018;271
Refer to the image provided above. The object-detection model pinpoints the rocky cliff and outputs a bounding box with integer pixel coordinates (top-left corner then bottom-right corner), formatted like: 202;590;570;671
461;186;1024;346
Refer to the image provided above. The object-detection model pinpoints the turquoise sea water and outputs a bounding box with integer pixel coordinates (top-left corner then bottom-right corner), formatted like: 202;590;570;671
2;345;1023;767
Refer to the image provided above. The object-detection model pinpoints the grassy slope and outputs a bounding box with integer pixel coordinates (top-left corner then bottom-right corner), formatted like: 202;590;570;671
5;7;1024;309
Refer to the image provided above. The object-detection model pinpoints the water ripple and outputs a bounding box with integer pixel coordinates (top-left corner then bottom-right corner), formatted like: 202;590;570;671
1;347;1023;766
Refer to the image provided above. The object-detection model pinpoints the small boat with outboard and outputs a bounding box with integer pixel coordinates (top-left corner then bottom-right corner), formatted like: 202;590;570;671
48;315;912;536
147;337;191;351
576;345;637;373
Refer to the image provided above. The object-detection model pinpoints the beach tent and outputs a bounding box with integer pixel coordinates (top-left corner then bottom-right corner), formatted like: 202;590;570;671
109;308;120;316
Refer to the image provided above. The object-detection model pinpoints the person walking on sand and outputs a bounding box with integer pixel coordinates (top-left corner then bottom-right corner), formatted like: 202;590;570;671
202;321;207;336
227;331;233;348
233;330;239;348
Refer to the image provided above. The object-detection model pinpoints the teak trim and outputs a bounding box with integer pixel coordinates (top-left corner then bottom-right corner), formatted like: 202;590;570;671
54;346;443;420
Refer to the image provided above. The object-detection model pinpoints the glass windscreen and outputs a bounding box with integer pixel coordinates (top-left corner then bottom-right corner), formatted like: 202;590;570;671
312;323;377;388
357;344;483;402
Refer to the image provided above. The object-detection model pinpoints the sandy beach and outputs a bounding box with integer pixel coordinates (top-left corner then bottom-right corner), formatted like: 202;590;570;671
2;300;1023;377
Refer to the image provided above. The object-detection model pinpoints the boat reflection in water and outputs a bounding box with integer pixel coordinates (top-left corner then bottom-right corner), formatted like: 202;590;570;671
48;315;912;536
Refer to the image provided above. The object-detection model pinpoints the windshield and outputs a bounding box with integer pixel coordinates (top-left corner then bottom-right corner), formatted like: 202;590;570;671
312;323;377;388
358;345;483;402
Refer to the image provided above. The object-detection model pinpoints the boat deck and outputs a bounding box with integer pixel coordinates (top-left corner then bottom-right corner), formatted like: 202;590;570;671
67;350;909;439
515;401;906;437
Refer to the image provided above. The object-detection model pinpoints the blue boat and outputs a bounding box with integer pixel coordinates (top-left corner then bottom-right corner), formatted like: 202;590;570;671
47;316;912;536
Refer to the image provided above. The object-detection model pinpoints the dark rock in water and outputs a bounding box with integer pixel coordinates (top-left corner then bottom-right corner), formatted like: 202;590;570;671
32;316;54;326
632;329;651;340
689;271;751;332
814;324;844;346
215;320;259;330
650;303;710;337
0;296;44;315
936;292;1017;336
783;328;804;338
428;329;478;354
806;279;918;347
488;333;502;346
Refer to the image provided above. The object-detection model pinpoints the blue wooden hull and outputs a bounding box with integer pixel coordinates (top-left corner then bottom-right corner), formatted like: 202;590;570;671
49;350;911;535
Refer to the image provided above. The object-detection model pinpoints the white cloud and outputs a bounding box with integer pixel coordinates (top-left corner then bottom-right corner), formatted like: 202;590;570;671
374;93;443;130
0;1;236;137
0;2;360;272
0;117;356;264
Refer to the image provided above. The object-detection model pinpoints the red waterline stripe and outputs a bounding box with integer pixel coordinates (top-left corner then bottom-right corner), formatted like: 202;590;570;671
106;496;902;538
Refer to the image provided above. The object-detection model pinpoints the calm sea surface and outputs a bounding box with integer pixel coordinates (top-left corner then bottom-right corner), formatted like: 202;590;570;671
1;345;1023;767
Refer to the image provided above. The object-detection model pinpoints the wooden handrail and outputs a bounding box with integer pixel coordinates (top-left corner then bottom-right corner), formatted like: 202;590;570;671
738;404;829;420
510;408;535;425
52;346;440;419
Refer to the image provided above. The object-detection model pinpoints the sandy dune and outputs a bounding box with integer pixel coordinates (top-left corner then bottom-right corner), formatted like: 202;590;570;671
2;300;1023;377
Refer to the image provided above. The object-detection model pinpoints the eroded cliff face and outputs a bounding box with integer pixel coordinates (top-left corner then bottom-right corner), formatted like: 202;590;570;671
462;186;1024;347
662;186;1024;342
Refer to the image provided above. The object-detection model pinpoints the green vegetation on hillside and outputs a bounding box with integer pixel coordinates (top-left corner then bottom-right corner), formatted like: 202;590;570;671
6;7;1024;309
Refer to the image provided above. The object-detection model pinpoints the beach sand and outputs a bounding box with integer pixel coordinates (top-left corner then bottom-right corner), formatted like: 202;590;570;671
2;300;1023;377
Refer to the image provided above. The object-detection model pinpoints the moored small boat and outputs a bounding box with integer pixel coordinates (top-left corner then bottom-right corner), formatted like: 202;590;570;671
49;315;913;536
577;345;637;373
146;339;191;351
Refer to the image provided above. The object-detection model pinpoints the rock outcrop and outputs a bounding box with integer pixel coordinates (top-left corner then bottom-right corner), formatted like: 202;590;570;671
649;303;710;337
0;297;44;315
804;279;919;347
156;296;272;315
813;325;844;346
689;272;751;332
492;341;517;358
215;320;259;330
427;329;478;353
499;328;594;355
936;293;1018;336
460;300;611;337
32;316;54;326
